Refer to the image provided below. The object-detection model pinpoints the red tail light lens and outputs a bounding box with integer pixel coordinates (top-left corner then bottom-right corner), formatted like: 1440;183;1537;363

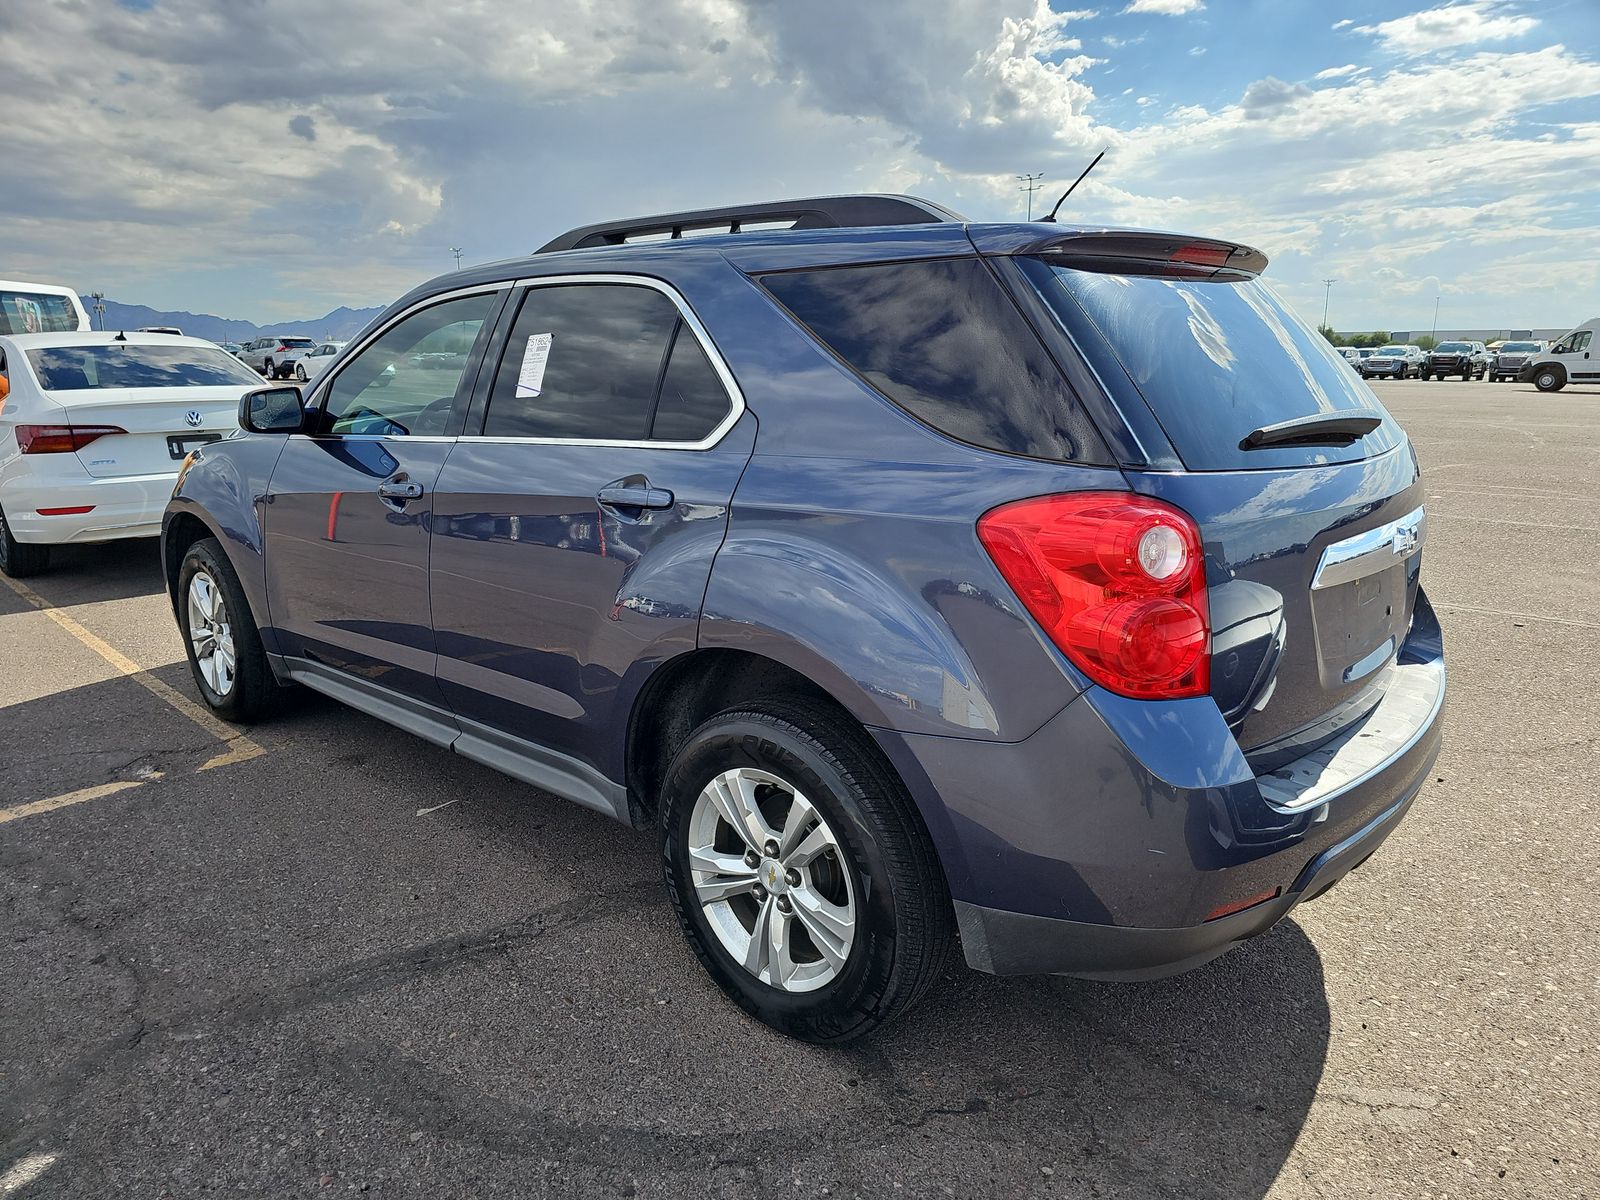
15;424;128;454
977;492;1210;700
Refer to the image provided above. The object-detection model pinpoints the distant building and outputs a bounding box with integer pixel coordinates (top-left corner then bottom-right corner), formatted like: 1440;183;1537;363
1343;327;1569;343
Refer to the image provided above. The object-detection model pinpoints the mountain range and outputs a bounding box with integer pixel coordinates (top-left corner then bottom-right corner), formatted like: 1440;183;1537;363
93;300;386;344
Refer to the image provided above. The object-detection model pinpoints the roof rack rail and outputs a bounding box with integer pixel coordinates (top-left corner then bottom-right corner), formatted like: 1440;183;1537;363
536;194;965;254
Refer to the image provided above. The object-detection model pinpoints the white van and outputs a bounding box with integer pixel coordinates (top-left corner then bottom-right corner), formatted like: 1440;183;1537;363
1521;317;1598;392
0;280;92;335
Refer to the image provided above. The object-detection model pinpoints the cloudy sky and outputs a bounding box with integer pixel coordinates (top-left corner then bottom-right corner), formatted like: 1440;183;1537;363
2;0;1596;331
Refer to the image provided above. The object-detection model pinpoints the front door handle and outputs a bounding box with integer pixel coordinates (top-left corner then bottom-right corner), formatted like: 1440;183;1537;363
377;479;424;502
597;483;674;511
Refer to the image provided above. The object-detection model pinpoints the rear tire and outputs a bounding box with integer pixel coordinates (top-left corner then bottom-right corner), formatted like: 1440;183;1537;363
659;702;952;1043
177;537;281;721
295;363;308;382
0;503;50;578
263;358;275;378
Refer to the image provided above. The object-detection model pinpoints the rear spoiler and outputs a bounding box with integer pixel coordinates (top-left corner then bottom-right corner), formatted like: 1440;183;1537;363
968;226;1268;276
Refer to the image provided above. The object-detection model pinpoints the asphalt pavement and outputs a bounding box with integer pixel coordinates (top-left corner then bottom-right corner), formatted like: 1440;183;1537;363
1;379;1595;1198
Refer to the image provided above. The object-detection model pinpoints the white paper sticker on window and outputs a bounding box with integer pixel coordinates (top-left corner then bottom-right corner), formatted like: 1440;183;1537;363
516;332;553;398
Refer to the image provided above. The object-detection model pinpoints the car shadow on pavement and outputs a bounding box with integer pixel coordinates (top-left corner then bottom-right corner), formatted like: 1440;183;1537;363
1;670;1330;1198
5;537;169;606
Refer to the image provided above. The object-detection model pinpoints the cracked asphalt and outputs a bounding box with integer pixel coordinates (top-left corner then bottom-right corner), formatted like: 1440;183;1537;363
2;379;1596;1198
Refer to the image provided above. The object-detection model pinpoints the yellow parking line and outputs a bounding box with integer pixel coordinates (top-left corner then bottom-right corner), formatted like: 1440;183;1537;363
0;574;264;767
0;780;146;826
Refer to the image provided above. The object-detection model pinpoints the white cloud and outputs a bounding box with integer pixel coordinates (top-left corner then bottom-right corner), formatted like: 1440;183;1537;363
1332;18;1354;30
1122;0;1204;13
1356;1;1539;55
0;0;1592;332
1189;46;1207;56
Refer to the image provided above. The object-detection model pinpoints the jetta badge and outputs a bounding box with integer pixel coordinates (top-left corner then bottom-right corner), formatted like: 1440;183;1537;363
184;409;204;429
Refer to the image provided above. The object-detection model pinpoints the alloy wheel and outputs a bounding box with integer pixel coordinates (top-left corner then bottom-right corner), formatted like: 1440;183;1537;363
687;767;857;993
186;570;236;697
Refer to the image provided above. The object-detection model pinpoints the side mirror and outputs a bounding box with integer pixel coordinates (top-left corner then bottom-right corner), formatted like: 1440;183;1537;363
240;385;306;434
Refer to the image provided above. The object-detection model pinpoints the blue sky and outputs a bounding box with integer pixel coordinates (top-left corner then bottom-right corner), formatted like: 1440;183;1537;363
2;0;1596;332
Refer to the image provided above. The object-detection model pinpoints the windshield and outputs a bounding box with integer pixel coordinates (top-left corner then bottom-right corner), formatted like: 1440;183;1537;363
1500;342;1539;352
1435;342;1470;352
1019;257;1398;471
0;291;81;335
25;344;263;390
1376;346;1407;355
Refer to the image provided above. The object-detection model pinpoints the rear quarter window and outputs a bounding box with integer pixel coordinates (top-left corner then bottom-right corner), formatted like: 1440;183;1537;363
758;256;1111;465
0;291;80;335
1018;257;1401;471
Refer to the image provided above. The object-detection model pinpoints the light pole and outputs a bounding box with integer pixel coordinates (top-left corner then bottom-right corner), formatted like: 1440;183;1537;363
1321;279;1336;330
450;246;463;270
90;292;106;330
1431;294;1441;344
1017;173;1044;221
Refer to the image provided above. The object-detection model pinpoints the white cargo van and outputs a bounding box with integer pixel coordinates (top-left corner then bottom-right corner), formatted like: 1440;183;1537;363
0;280;92;335
1522;317;1598;392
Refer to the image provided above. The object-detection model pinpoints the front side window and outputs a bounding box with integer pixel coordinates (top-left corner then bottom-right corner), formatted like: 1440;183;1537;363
24;344;261;390
322;292;497;436
482;282;731;442
1559;331;1592;354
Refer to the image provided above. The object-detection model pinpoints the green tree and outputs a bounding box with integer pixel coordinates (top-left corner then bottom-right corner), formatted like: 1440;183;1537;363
1318;324;1341;345
1413;335;1437;351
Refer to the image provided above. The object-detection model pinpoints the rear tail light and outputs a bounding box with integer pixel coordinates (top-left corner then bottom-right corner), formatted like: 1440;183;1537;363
15;424;127;454
977;491;1210;700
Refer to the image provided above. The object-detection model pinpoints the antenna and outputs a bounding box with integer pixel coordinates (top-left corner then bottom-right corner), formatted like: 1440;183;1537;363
1039;149;1107;224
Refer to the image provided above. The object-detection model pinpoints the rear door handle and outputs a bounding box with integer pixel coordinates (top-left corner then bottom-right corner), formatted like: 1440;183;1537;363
597;483;674;511
377;479;424;501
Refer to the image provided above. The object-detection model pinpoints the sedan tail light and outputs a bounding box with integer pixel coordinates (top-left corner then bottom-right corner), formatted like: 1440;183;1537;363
15;424;128;454
978;491;1210;700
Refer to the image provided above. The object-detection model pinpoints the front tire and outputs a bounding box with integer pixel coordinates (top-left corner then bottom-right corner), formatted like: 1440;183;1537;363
0;503;50;578
660;704;952;1043
177;537;281;721
1533;366;1565;393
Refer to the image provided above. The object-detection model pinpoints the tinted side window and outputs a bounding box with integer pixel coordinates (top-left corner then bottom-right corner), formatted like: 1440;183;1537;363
323;293;497;437
651;322;731;442
485;284;680;440
759;257;1110;463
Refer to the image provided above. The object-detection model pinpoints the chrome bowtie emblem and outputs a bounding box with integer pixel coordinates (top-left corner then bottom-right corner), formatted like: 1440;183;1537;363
1393;523;1420;555
184;409;204;428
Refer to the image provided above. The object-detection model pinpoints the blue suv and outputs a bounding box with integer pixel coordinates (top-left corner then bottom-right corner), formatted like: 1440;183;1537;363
163;195;1446;1043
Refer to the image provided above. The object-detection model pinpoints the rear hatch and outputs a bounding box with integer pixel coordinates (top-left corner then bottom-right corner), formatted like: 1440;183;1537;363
1009;241;1421;753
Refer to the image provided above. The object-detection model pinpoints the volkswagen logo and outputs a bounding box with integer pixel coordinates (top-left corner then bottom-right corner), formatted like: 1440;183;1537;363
184;410;204;429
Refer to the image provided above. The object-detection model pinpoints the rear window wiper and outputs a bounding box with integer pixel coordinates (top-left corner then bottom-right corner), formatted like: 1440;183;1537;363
1240;412;1384;451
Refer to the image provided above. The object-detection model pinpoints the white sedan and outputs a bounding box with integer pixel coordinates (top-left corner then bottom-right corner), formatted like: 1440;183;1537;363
293;340;346;383
0;331;262;577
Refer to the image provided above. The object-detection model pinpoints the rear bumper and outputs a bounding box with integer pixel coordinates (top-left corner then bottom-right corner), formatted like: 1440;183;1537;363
872;591;1446;980
954;775;1422;979
3;471;178;543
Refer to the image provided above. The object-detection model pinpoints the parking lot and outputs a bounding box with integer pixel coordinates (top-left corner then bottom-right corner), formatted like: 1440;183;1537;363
1;378;1595;1198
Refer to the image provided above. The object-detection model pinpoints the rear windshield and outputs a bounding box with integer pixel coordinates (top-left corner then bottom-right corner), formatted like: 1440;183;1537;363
25;344;262;391
759;256;1111;464
1017;257;1400;471
0;291;81;335
280;337;314;346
